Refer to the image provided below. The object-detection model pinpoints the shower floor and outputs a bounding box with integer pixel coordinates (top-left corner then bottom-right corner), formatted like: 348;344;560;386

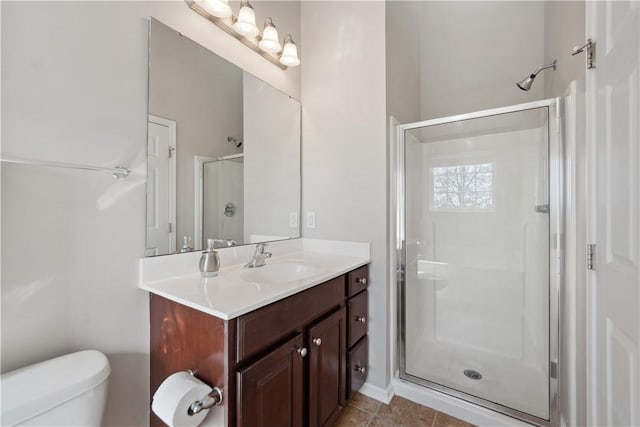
405;335;549;420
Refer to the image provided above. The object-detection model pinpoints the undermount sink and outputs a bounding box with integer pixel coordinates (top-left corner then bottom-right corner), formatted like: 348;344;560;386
226;262;323;285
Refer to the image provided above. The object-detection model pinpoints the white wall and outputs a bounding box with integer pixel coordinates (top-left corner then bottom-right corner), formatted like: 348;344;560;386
1;2;300;426
543;2;586;99
385;1;421;125
301;1;389;392
418;1;546;120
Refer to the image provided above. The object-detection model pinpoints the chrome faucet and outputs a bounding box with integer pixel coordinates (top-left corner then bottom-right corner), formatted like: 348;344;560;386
210;238;237;247
244;243;272;268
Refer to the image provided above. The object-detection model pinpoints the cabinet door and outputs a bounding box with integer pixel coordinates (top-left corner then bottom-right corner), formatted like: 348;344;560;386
236;334;305;427
308;307;347;427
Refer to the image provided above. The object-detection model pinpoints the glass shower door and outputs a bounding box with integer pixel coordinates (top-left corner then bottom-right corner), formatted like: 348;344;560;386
202;156;244;247
400;104;555;422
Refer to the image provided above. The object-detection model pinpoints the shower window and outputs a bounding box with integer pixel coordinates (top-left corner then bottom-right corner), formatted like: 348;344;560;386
431;163;494;210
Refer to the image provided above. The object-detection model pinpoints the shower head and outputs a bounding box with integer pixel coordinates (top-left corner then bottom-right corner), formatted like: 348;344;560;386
516;75;536;91
227;136;243;148
516;60;557;91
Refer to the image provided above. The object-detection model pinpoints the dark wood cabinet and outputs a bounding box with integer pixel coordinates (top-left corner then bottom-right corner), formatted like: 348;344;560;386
346;267;369;400
237;335;304;427
348;290;368;348
308;307;347;427
347;266;369;297
348;335;369;397
150;265;369;427
236;277;344;364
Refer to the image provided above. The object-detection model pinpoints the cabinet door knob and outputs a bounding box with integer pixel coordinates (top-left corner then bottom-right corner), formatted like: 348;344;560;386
356;277;367;285
312;337;322;346
296;347;308;357
355;365;366;375
355;316;367;324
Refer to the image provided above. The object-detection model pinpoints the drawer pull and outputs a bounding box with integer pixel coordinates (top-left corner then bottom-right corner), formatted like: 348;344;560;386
355;316;367;324
356;277;367;285
296;347;308;357
312;337;322;346
355;365;366;375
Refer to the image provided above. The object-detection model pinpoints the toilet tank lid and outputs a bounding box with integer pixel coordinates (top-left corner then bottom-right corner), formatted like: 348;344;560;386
1;350;111;426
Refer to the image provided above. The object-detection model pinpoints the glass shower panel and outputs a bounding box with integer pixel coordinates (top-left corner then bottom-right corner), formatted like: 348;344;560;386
202;156;244;247
403;107;550;419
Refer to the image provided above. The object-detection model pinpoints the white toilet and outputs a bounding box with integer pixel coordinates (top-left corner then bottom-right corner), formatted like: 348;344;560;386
1;350;111;426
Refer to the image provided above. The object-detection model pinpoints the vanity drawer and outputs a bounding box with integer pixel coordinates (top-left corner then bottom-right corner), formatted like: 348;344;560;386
236;276;345;363
348;290;368;348
347;335;368;399
347;266;368;297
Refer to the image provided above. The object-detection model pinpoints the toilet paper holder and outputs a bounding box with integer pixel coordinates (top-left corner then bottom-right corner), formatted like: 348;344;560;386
186;370;223;416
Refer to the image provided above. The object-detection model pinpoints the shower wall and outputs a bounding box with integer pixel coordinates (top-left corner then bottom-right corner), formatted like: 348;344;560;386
418;2;546;119
386;2;588;120
406;127;548;362
385;1;547;123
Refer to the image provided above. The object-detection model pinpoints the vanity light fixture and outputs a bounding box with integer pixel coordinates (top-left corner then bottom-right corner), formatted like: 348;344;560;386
186;0;300;70
199;0;232;19
279;34;300;67
258;18;282;54
233;0;258;37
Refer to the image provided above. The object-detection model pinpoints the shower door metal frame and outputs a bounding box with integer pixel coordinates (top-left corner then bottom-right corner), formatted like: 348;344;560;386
395;98;562;427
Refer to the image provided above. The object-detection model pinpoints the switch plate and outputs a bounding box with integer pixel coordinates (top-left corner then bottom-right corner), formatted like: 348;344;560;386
307;212;316;229
289;212;298;228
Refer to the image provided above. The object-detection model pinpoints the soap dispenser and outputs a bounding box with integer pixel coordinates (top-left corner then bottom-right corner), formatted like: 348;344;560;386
199;238;220;278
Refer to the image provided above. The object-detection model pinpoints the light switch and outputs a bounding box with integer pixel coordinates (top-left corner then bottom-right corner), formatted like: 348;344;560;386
289;212;298;228
307;212;316;229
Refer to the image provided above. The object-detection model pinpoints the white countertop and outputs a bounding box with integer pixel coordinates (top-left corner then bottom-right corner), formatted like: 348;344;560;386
139;239;370;320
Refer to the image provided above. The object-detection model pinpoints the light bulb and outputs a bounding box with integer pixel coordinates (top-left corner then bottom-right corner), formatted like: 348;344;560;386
233;1;258;37
279;35;300;67
200;0;232;18
258;18;282;53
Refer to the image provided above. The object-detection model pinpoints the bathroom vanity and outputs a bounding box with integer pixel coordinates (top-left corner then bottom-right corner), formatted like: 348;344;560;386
140;240;370;427
141;19;369;426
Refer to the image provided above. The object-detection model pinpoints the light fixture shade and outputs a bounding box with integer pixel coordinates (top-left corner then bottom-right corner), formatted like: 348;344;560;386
233;2;258;37
200;0;232;18
279;35;300;67
258;19;282;53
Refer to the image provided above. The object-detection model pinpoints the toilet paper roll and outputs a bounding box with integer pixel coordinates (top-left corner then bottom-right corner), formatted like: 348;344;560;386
152;371;213;427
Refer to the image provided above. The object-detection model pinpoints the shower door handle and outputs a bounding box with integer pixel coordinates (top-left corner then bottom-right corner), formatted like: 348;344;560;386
535;204;549;214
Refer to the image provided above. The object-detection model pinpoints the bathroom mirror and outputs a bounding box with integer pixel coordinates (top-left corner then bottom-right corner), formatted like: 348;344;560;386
146;18;301;257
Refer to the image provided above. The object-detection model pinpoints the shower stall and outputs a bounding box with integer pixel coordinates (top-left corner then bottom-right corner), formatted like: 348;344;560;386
395;99;561;426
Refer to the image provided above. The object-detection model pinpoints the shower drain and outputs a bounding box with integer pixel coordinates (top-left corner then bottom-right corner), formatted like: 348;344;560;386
463;369;482;380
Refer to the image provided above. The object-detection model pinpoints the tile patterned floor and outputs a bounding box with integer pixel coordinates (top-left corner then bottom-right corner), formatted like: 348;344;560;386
334;393;476;427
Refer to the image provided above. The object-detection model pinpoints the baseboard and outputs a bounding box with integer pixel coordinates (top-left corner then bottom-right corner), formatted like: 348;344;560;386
358;381;394;404
392;379;533;427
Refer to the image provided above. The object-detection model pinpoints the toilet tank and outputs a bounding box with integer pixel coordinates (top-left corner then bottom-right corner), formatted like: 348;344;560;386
1;350;111;426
